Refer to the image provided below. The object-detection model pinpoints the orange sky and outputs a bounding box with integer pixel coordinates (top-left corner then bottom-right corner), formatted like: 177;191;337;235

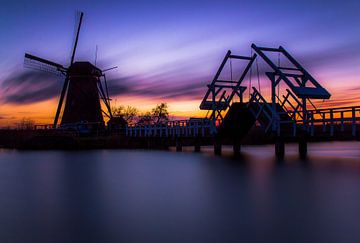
0;96;208;127
1;75;359;128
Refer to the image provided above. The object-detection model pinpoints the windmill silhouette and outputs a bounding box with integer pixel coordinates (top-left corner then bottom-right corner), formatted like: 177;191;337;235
24;12;113;129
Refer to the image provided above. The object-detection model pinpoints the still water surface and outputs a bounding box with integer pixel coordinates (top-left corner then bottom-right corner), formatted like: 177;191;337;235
0;142;360;242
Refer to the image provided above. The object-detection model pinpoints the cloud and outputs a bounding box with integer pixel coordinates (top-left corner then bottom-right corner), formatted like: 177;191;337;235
292;40;360;71
0;68;211;106
106;71;211;101
1;70;62;104
3;39;358;107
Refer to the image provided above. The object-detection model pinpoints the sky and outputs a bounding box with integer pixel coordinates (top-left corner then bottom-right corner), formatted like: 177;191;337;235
0;0;360;126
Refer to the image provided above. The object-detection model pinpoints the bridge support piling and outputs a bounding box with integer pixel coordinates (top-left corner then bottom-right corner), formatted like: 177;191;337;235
233;140;241;156
146;138;151;149
194;137;201;152
275;137;285;160
176;137;182;152
214;138;222;155
298;136;308;159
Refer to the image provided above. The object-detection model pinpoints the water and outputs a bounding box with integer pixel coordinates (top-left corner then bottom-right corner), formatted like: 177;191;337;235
0;142;360;242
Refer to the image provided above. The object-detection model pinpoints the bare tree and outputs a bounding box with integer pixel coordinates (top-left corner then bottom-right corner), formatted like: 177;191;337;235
137;112;153;126
112;103;169;126
17;117;35;130
112;105;139;125
152;103;169;125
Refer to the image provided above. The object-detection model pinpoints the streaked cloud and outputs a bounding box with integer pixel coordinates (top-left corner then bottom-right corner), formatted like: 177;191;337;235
1;70;62;104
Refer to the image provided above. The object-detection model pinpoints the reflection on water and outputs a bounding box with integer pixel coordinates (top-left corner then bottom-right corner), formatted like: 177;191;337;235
0;142;359;242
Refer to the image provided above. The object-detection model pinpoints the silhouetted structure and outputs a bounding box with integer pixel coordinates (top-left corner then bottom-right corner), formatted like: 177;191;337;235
126;44;360;158
8;42;359;156
24;12;113;130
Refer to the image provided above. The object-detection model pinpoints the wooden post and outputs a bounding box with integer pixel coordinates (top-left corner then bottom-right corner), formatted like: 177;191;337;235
352;107;356;136
330;109;334;136
233;142;241;156
275;137;285;160
176;137;182;152
214;137;222;155
298;135;307;159
322;113;326;133
194;136;201;152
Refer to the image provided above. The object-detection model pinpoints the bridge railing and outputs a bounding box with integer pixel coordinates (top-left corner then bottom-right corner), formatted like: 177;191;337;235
125;119;215;137
249;86;360;137
305;106;360;136
274;106;360;137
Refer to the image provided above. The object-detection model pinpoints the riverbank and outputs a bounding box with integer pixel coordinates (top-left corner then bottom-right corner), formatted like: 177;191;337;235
1;127;359;150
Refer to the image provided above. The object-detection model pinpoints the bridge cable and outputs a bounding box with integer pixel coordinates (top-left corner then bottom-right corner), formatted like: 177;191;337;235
277;52;281;101
256;56;261;93
229;57;234;101
249;49;253;99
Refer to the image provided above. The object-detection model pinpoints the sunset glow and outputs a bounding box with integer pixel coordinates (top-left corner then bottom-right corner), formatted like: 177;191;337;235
1;0;359;126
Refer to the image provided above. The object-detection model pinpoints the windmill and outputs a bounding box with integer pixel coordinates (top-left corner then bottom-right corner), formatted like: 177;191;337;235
24;12;113;129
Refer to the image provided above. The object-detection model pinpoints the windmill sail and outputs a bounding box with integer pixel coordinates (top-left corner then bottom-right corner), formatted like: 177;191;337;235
24;53;66;76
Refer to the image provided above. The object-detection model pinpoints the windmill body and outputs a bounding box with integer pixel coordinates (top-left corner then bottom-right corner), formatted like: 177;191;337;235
61;62;104;128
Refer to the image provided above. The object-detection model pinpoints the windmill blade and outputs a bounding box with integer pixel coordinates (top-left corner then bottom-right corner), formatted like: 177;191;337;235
98;78;112;118
24;53;66;76
103;74;110;104
53;76;70;128
70;11;84;65
102;66;118;72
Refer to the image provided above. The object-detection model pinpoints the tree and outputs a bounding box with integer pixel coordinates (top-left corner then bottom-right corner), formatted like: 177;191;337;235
112;105;139;125
17;117;35;130
137;111;153;126
152;103;169;125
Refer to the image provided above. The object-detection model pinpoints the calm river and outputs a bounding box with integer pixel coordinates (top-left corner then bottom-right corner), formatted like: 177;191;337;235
0;142;360;242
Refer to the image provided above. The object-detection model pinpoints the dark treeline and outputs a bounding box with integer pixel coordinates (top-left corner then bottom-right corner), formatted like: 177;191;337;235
111;102;169;126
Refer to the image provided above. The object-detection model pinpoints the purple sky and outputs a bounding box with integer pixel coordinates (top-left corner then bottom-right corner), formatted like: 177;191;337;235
0;0;360;121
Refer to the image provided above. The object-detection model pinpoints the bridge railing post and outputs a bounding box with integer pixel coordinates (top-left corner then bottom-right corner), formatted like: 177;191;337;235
195;122;198;136
352;107;356;136
310;111;314;137
181;122;184;136
330;109;334;136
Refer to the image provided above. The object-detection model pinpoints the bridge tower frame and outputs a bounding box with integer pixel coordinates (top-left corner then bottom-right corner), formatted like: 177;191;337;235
200;50;257;129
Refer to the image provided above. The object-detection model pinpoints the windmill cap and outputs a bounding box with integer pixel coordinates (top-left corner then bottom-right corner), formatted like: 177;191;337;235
68;62;102;77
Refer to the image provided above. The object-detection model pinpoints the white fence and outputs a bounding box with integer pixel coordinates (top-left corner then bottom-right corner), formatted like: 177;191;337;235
125;119;215;137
